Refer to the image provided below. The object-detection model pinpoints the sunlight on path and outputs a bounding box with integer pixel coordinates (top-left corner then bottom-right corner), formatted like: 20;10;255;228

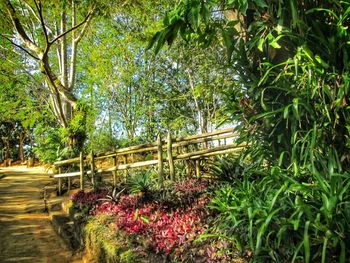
0;166;80;263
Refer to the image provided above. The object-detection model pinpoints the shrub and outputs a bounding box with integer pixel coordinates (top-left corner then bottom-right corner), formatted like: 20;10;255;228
71;190;108;206
208;166;350;262
33;125;64;163
209;155;246;182
127;171;154;198
88;178;215;259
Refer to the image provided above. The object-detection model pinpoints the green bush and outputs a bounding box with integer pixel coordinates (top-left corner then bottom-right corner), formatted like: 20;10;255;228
209;166;350;262
33;124;64;163
126;170;158;198
209;155;246;182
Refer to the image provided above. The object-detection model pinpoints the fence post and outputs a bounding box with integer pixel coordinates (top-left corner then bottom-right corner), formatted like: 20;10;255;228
90;150;96;191
58;166;62;195
167;131;175;182
67;177;71;191
184;145;191;177
123;155;128;182
195;159;200;178
157;133;164;185
80;152;84;191
112;155;117;187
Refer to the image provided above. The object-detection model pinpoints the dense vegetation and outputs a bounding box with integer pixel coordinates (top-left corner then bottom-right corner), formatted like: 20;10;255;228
0;0;229;162
1;0;349;262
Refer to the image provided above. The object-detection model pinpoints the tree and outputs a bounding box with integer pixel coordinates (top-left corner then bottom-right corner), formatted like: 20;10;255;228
78;4;230;148
0;71;40;162
150;0;350;170
1;0;97;148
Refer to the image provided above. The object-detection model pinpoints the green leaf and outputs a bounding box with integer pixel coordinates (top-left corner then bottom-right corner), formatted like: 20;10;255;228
200;3;210;25
256;208;281;252
254;0;267;8
188;2;200;30
292;98;299;120
303;221;310;263
140;215;150;223
340;241;346;263
257;38;264;52
270;39;281;49
222;28;236;61
315;55;329;68
134;209;139;221
321;236;328;263
163;12;170;26
283;105;290;119
146;31;162;51
239;0;248;15
301;46;314;62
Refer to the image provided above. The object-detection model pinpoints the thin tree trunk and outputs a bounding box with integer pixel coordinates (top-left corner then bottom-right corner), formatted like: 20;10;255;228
187;69;205;133
18;130;26;162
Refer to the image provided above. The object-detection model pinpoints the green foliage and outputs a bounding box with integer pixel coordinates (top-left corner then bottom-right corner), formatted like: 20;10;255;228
127;170;155;197
153;0;350;261
209;155;246;182
153;0;350;171
33;122;81;163
209;167;350;262
33;124;64;163
61;101;90;150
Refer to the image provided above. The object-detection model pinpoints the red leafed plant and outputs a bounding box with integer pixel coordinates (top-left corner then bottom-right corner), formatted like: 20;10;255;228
149;207;207;254
175;178;208;194
74;179;213;257
71;190;108;205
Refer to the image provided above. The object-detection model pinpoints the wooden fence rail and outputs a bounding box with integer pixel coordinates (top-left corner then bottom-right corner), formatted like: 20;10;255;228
53;128;241;195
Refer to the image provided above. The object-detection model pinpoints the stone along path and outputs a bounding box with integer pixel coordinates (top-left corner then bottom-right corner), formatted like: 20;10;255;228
0;166;79;263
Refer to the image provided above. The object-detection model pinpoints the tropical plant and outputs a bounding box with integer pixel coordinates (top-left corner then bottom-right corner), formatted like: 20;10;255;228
150;1;350;261
152;0;350;170
98;188;125;204
127;171;154;198
209;155;245;182
208;166;350;262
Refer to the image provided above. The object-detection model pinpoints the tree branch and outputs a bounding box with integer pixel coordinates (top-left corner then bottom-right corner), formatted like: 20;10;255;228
5;0;43;58
74;6;95;43
22;0;54;35
0;34;39;60
34;0;49;50
50;9;94;45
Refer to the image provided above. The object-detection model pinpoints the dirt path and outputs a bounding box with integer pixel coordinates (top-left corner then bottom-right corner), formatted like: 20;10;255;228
0;166;80;263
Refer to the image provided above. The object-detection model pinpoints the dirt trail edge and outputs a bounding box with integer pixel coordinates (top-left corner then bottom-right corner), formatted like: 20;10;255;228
0;166;80;263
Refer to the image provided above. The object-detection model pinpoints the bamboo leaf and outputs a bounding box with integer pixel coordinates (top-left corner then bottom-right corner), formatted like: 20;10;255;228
303;221;310;263
321;236;328;263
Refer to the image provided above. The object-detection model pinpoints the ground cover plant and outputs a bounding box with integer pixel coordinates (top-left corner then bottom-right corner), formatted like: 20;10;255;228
70;176;248;262
70;154;350;262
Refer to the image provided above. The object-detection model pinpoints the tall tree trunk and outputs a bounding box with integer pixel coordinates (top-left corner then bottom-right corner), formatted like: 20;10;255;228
5;0;95;150
18;130;26;162
187;69;206;133
60;4;72;123
4;139;10;166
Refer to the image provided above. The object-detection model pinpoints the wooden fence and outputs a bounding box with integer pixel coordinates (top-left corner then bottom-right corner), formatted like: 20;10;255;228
53;128;243;195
